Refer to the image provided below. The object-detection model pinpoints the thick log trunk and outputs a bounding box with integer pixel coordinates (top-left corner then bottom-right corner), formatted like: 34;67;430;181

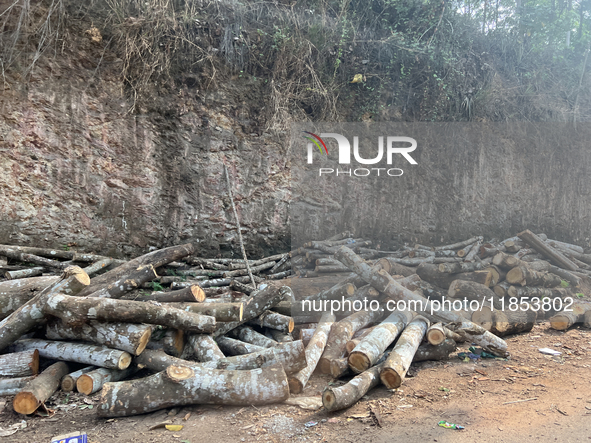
139;285;206;303
484;265;506;285
97;364;289;417
506;266;562;287
0;376;36;396
380;316;429;389
213;286;291;337
167;302;243;323
248;310;294;333
0;266;90;352
417;263;492;289
44;293;216;333
267;329;293;343
318;305;386;374
1;249;67;270
480;243;506;258
230;280;255;295
0;245;74;260
46;320;152;355
13;361;69;414
491;309;537;336
89;265;158;299
426;322;446;346
77;366;139;395
438;259;491;274
4;267;44;279
492;252;523;270
228;325;276;348
413;338;456;362
517;230;578;271
82;258;115;277
323;362;383;412
187;334;225;362
0;349;39;377
61;366;96;392
12;339;132;370
377;258;416;277
546;239;585;254
329;357;351;378
288;313;335;394
77;243;195;297
334;247;508;356
448;280;497;302
216;336;265;356
147;329;184;357
266;270;292;280
549;301;591;330
348;311;411;373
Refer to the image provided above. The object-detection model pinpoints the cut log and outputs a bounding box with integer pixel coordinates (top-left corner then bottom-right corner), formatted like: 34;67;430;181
267;329;293;343
12;339;132;370
517;230;578;271
492;252;523;270
216;336;265;356
471;304;493;331
0;276;60;318
77;365;139;395
464;240;482;261
504;239;524;253
506;286;568;299
484;265;506;285
318;305;386;374
167;302;243;323
480;243;506;258
46;320;152;355
89;264;158;299
448;280;497;302
347;311;411;373
82;258;115;277
0;266;90;352
491;309;537;336
299;328;315;346
199;275;264;288
248;310;294;333
330;357;351;378
4;267;44;279
416;280;447;301
334;246;508;356
438;260;491;274
1;249;68;270
13;362;69;414
0;376;36;396
380;316;429;389
227;253;286;270
546;239;584;254
213;286;292;337
223;261;276;278
228;325;276;348
434;237;483;251
413;338;456;362
426;322;446;346
493;281;512;298
97;364;289;417
377;258;416;277
0;349;39;377
303;281;356;302
230;280;255;295
139;285;206;303
266;270;292;280
187;334;225;362
288;313;335;394
0;245;74;260
75;243;194;297
506;266;562;287
147;328;184;357
549;301;591;330
44;293;216;333
61;366;96;392
417;263;492;289
323;362;383;412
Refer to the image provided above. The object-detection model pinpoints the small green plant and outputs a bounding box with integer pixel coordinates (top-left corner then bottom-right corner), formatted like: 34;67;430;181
151;281;165;292
560;280;570;288
576;293;585;298
62;393;70;404
62;245;70;251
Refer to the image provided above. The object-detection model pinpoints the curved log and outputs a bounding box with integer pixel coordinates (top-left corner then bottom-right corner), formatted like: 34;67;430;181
97;364;290;417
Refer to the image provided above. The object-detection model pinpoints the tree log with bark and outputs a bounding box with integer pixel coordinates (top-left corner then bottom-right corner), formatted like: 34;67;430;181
517;230;578;271
97;364;290;417
0;276;60;320
0;349;39;377
13;362;69;415
413;338;457;362
44;293;216;333
417;263;492;289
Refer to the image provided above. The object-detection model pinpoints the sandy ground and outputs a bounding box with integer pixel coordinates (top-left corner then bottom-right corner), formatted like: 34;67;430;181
2;321;591;443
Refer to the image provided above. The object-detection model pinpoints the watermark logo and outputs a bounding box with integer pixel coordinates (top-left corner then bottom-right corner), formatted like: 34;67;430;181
304;132;418;177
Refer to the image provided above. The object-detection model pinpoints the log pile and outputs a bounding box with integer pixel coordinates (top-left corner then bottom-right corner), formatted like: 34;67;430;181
0;228;590;418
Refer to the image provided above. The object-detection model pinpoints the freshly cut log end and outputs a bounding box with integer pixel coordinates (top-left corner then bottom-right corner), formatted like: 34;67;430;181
549;312;578;331
288;378;304;394
63;265;91;287
322;389;338;411
76;374;96;395
426;323;446;346
13;361;69;415
166;365;194;382
380;368;402;390
329;357;350;379
347;352;370;374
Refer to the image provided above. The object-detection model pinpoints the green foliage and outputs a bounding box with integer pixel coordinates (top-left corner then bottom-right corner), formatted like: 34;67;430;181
561;280;570;288
151;281;164;292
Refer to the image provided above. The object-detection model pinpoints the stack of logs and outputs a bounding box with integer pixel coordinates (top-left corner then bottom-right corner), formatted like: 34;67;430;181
0;228;590;418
